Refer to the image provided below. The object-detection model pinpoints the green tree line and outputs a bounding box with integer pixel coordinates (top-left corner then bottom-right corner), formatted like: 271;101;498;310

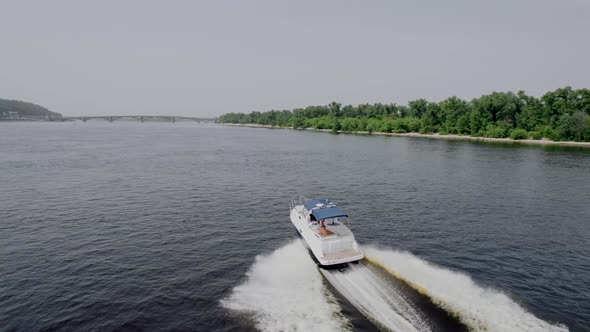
218;87;590;141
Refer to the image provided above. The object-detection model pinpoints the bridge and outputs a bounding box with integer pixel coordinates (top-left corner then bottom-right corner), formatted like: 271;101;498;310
60;115;216;123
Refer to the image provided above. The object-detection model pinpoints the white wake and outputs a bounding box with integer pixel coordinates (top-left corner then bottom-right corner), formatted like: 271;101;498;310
222;240;569;332
322;263;432;332
221;240;350;332
364;246;569;332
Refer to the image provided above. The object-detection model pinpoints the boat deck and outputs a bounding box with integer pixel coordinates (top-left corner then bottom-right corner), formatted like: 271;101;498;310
311;222;353;238
292;204;354;239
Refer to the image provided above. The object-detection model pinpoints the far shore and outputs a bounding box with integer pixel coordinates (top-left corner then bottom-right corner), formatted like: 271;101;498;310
223;123;590;148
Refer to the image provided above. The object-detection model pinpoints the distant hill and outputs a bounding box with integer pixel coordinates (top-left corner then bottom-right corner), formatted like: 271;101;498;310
0;98;62;118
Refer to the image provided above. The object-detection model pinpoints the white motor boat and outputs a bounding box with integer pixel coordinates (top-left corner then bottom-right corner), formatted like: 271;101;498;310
290;197;364;267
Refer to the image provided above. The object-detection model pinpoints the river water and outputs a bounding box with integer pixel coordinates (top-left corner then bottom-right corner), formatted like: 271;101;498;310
1;122;589;331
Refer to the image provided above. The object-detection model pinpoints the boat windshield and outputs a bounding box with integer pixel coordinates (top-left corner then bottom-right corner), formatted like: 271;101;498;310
322;217;343;225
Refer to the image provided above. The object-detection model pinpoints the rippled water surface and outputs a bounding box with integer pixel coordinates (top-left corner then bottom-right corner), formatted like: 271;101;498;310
1;122;589;331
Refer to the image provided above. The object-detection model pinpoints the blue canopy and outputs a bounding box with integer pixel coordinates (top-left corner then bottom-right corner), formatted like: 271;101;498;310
311;207;348;220
304;198;330;210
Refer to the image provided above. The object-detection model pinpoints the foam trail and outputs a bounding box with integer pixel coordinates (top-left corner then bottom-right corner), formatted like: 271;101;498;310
221;240;350;332
365;246;569;332
322;263;432;332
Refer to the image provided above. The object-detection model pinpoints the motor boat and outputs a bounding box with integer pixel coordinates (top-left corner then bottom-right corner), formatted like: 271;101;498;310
290;197;364;267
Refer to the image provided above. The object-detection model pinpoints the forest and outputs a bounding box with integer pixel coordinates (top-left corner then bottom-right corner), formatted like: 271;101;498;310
0;98;62;118
218;87;590;142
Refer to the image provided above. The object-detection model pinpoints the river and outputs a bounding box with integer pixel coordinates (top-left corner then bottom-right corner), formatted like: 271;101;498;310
1;121;589;331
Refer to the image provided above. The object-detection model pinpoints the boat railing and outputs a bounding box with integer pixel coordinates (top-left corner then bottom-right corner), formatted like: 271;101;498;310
289;196;307;210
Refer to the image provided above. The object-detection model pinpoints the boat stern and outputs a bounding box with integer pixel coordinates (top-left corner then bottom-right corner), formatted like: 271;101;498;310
315;248;365;267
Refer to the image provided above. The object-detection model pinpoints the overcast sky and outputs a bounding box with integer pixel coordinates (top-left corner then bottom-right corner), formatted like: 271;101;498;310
1;0;589;117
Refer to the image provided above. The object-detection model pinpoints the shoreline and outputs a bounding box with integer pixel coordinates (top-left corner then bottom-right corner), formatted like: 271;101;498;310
223;123;590;148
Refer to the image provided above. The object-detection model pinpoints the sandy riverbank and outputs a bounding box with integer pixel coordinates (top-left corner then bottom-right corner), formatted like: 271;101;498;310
223;123;590;148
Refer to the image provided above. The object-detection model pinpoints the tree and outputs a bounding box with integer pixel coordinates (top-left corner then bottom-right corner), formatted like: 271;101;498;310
557;113;575;141
292;116;304;129
420;116;434;134
469;108;483;136
573;112;589;141
510;129;528;140
456;115;470;134
439;96;470;134
408;99;428;118
328;102;342;117
542;86;577;127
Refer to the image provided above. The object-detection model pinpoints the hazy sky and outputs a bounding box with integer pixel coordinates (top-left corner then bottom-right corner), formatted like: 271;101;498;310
1;0;589;117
